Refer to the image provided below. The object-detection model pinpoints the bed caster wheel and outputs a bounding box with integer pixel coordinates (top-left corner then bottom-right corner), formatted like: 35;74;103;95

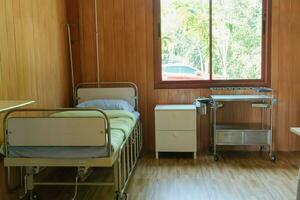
270;155;276;162
19;194;28;200
208;145;213;153
19;192;38;200
115;192;127;200
30;193;39;200
25;191;38;200
213;154;219;161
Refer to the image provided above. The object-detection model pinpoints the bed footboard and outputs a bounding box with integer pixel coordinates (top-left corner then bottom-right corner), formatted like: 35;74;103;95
3;108;110;155
3;110;142;200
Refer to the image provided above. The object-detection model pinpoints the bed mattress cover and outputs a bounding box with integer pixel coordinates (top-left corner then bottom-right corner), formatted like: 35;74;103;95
7;110;139;159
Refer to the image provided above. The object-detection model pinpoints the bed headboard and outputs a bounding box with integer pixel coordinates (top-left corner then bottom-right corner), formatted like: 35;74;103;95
75;82;139;111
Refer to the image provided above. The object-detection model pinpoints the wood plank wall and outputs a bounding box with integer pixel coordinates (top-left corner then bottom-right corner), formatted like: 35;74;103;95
69;0;300;153
0;0;71;140
0;0;71;198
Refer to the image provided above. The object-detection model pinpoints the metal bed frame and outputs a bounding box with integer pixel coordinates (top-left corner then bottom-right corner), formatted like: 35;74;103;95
3;82;142;200
209;94;277;161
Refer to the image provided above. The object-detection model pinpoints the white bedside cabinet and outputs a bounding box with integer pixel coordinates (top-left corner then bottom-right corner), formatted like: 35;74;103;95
155;105;197;159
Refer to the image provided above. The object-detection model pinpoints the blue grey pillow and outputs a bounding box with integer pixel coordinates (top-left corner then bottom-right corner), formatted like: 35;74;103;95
77;99;134;112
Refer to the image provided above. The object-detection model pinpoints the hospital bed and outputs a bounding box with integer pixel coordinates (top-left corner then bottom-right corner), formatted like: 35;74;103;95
3;82;142;200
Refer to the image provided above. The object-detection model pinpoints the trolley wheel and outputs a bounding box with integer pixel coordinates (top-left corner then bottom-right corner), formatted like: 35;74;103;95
270;154;276;162
259;146;264;152
213;154;219;161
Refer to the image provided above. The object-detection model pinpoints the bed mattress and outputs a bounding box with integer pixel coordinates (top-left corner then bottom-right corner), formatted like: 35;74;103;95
7;110;139;159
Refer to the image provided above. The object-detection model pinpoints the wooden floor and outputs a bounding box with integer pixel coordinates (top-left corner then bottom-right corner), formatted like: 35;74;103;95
8;152;300;200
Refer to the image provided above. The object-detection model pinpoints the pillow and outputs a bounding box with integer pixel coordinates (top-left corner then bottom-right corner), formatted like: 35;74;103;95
77;99;135;112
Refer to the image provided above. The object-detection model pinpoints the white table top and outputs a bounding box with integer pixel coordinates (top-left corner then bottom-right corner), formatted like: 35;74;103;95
155;104;196;111
291;127;300;136
0;100;35;113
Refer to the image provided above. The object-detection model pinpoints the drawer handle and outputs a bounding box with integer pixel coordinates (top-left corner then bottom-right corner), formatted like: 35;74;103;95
223;133;236;136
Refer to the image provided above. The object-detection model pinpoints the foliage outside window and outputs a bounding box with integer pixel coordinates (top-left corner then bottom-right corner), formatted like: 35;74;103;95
155;0;271;88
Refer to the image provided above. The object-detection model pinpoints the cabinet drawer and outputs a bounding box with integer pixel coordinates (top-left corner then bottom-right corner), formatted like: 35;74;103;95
216;131;242;145
244;131;270;145
155;110;196;131
155;131;196;152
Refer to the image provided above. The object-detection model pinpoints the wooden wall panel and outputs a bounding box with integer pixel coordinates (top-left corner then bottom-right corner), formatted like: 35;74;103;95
0;0;70;111
72;0;300;153
0;0;71;197
78;0;97;82
286;0;300;151
66;0;81;85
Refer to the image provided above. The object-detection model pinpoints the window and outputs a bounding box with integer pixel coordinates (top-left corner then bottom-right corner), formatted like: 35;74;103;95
154;0;271;89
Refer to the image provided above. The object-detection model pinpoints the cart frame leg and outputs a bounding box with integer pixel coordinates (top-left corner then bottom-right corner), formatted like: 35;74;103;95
269;106;276;161
297;168;300;200
213;102;219;161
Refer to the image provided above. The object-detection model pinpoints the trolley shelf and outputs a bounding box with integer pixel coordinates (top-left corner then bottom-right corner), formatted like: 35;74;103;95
215;124;271;146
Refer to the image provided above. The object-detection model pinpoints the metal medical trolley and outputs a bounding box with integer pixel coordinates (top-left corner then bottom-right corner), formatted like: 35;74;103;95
197;93;277;161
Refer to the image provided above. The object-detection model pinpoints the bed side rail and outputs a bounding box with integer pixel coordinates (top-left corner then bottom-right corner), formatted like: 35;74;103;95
3;108;111;156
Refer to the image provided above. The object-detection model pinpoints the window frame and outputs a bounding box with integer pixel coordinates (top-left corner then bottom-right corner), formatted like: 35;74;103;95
153;0;272;89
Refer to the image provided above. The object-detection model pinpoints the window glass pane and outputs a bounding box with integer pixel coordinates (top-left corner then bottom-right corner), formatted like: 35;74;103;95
161;0;210;81
212;0;263;80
